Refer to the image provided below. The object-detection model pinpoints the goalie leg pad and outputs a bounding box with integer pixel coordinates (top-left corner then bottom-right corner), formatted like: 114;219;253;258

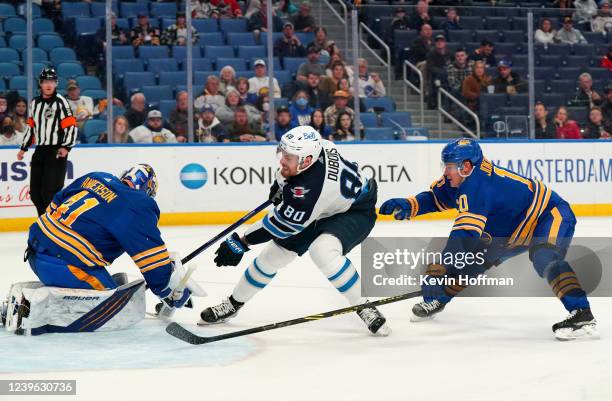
8;280;146;335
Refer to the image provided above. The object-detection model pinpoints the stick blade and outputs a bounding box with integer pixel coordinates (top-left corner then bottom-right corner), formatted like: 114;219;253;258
166;322;208;345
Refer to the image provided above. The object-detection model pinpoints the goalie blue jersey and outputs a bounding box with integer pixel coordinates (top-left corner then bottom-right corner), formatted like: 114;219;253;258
27;172;172;294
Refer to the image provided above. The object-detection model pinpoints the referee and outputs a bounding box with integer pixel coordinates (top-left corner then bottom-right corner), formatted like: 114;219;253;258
16;68;78;216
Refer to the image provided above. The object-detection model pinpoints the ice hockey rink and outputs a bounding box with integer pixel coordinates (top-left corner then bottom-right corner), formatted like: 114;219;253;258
1;218;611;401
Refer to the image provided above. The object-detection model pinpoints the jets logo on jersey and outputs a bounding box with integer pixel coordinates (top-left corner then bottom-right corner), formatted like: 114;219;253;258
290;186;310;199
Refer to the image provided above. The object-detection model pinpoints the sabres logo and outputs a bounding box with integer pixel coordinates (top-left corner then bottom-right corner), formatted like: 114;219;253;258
458;139;472;146
290;186;310;199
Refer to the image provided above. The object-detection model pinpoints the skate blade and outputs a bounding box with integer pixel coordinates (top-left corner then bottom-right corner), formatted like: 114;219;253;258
371;323;392;337
410;314;436;323
196;314;238;326
554;324;600;341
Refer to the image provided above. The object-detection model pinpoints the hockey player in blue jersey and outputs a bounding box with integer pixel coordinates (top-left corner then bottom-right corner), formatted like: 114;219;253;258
380;139;597;340
2;164;199;335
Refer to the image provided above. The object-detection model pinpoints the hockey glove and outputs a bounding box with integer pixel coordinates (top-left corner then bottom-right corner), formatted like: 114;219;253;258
214;233;250;267
269;181;283;206
379;198;412;220
161;287;192;309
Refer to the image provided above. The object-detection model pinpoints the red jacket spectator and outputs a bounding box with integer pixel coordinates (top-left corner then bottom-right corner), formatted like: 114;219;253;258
211;0;242;17
554;106;582;139
601;50;612;71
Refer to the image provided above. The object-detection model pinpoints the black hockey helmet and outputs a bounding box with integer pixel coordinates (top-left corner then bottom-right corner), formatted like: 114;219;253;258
38;68;58;83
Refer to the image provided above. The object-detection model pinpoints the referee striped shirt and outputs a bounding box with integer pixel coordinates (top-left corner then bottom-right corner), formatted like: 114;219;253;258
20;93;78;151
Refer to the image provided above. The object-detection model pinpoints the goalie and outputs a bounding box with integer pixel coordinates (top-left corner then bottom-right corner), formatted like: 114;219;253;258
1;164;203;335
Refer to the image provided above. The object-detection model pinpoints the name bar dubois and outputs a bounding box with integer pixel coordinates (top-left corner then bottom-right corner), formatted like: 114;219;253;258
372;274;515;287
0;380;76;395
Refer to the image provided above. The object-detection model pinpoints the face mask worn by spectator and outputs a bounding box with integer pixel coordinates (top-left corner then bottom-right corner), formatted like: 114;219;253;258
296;98;309;108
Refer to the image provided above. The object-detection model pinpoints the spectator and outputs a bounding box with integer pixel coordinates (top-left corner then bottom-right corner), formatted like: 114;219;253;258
309;27;332;59
97;115;132;143
324;90;354;127
274;22;306;58
440;7;462;31
248;59;282;98
162;12;198;46
574;0;598;31
320;61;349;98
124;92;147;129
493;60;526;95
470;39;496;67
191;0;220;19
168;91;194;142
303;72;331;110
324;50;354;80
554;106;582;139
95;12;128;52
409;1;436;31
290;2;315;32
573;72;603;108
274;0;298;19
357;58;386;98
289;90;314;126
211;0;243;18
425;34;451;108
130;14;161;48
254;87;271;132
216;88;261;126
273;106;298;141
10;97;28;137
462;61;492;111
534;102;557;139
196;104;226;143
591;0;612;33
583;107;612;138
390;7;410;43
600;46;612;71
331;111;355;142
409;24;434;64
447;48;473;94
236;77;258;105
554;16;588;44
65;80;94;131
225;107;266;142
0;94;7;121
244;0;262;19
601;86;612;121
129;110;178;143
248;0;283;35
535;18;556;45
195;76;226;110
0;116;23;145
219;66;237;96
297;45;325;81
310;109;333;137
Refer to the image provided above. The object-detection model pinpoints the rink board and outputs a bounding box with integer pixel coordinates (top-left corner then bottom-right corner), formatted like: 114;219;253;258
0;140;611;230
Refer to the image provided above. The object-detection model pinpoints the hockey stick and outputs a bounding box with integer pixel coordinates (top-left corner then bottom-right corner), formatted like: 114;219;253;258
180;199;272;265
166;290;423;345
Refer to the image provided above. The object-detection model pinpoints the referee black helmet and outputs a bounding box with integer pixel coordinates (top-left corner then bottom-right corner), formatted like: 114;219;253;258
39;67;58;83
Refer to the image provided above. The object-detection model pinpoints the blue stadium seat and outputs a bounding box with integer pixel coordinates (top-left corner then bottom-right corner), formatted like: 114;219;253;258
190;58;213;71
547;43;571;56
75;17;103;36
0;48;20;63
139;45;169;61
91;2;119;17
589;68;610;81
479;93;507;117
0;62;21;80
220;18;247;34
295;32;314;45
150;3;177;17
382;112;412;129
565;55;589;68
120;2;148;18
62;2;90;19
392;30;418;51
142;85;173;103
96;104;125;122
124;71;156;94
495;43;519;57
37;34;64;51
501;30;525;43
81;89;107;100
76;76;102;91
275;70;292;85
31;62;47;78
158;100;176;120
112;46;135;60
9;76;27;90
227;32;257;46
362;97;395;112
161;18;176;30
283;57;307;76
3;17;26;34
22;48;49;64
50;47;77;64
538;93;565;109
234;70;255;78
538;54;562;68
204;45;235;59
114;18;130;30
510;54;528;68
0;37;6;47
360;113;379;128
582;32;607;45
533;66;554;80
33;18;55;35
83;120;107;143
198;32;225;46
113;58;144;76
485;17;512;30
215;58;247;71
0;80;5;91
567;107;589;126
0;3;17;17
147;58;178;74
364;127;395;141
512;17;528;31
572;44;596;57
474;30;500;43
507;94;529;108
549;80;577;98
8;35;27;51
193;71;217;85
556;67;582;80
56;62;85;79
260;32;284;47
461;16;485;30
158;71;186;87
447;30;473;44
192;19;219;33
238;45;265;59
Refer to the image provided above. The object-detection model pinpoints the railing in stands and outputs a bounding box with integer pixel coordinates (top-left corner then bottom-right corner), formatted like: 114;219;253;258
358;22;392;91
402;60;424;128
321;0;348;50
437;84;480;139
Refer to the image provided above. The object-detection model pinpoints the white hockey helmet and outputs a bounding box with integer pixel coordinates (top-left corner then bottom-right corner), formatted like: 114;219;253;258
277;126;322;173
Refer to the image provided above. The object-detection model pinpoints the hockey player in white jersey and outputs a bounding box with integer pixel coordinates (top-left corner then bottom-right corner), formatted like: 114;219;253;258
199;126;390;335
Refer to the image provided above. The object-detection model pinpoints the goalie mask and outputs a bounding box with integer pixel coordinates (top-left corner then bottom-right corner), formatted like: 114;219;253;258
121;164;158;198
277;126;322;174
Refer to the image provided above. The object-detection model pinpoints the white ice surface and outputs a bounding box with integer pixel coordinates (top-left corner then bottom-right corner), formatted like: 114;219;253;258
1;219;611;401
